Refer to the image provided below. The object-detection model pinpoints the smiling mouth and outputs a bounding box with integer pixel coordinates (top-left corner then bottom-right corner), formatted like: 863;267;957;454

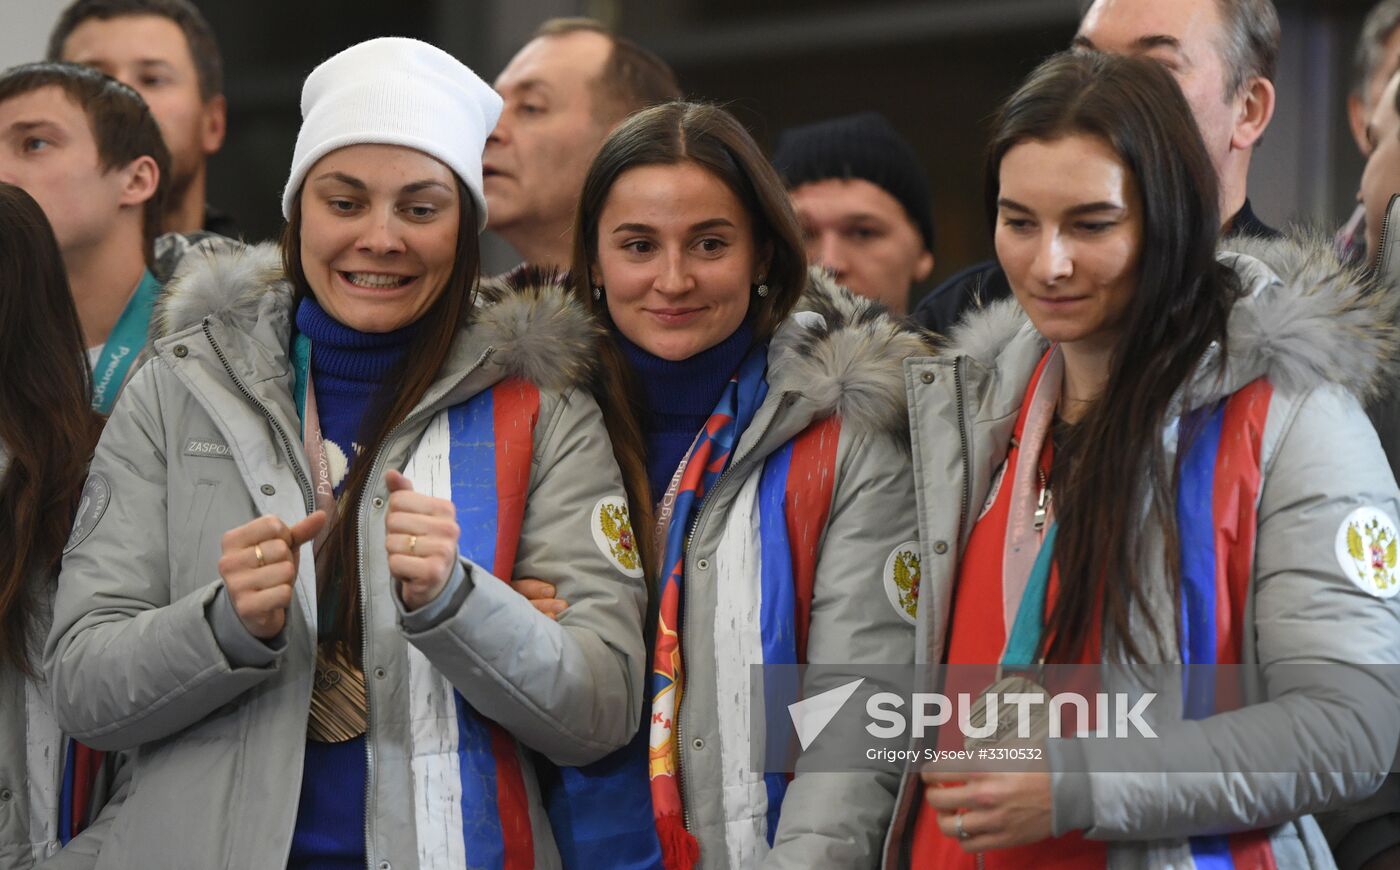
341;271;414;289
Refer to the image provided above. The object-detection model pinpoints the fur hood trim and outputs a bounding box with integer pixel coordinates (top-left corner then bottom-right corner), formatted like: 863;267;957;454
941;233;1398;404
773;268;933;441
476;266;601;392
155;241;599;393
155;239;287;339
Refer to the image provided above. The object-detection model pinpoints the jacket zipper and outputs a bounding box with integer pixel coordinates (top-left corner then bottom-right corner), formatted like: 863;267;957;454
1374;192;1399;277
356;346;494;869
956;358;982;870
676;392;793;832
203;321;315;514
953;359;971;538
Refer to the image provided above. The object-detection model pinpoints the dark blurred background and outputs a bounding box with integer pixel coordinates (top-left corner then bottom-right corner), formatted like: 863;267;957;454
0;0;1380;299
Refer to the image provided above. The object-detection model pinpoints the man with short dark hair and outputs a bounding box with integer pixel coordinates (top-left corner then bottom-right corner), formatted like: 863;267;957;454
486;18;680;269
0;62;204;412
773;112;936;316
914;0;1280;334
49;0;233;237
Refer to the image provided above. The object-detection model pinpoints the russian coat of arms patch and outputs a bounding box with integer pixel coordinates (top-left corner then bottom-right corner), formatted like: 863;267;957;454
1335;506;1400;599
883;542;922;623
592;495;644;578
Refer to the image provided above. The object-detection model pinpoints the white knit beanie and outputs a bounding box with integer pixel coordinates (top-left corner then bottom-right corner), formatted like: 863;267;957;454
281;37;503;230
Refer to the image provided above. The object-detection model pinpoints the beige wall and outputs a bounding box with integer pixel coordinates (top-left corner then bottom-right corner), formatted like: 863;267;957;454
0;0;66;68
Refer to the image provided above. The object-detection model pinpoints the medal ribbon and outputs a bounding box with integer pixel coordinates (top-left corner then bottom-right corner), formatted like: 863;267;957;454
291;332;338;553
91;270;160;413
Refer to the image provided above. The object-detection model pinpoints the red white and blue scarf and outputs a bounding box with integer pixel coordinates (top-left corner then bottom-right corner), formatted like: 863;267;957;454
649;344;769;868
401;377;541;869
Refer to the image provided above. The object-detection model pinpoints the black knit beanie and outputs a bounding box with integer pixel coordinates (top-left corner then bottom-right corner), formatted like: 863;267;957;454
772;111;935;253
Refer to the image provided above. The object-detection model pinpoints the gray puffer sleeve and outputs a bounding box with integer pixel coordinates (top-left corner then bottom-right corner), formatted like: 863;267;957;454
1049;385;1400;839
767;429;919;869
399;387;648;767
44;363;278;750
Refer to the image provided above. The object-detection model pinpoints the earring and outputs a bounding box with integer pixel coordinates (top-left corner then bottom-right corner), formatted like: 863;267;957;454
755;282;770;298
592;284;603;301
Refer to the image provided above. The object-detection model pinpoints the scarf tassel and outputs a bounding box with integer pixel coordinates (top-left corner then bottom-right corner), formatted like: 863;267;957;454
657;813;700;870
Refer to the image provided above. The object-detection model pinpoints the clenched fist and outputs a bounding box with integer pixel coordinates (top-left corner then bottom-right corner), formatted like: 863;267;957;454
384;470;461;611
218;511;327;639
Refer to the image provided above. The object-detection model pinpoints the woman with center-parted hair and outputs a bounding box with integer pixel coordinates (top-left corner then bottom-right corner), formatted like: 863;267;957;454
44;38;647;869
518;100;926;870
885;51;1400;868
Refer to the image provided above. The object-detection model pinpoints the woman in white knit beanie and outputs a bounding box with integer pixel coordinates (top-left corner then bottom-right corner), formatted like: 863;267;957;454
46;36;648;869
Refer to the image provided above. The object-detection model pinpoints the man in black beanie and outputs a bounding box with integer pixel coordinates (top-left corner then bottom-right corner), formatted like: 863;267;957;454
773;112;935;316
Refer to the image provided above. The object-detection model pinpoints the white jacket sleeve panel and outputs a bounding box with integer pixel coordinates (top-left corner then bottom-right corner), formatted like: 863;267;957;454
400;387;648;767
43;362;277;750
1053;385;1400;840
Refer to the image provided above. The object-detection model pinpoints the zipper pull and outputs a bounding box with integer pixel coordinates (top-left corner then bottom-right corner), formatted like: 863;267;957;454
1033;485;1049;532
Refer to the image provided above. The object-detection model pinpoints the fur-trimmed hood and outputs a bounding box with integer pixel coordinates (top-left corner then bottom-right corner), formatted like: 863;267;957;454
939;233;1398;408
154;240;600;394
771;268;933;441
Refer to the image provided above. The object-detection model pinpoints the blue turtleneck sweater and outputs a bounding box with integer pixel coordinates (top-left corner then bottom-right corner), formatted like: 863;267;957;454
618;321;754;504
293;295;419;492
288;295;415;870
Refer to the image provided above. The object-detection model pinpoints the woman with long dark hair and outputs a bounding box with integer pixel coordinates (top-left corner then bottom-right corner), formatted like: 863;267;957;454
889;51;1400;868
0;182;105;866
44;38;647;869
528;101;925;870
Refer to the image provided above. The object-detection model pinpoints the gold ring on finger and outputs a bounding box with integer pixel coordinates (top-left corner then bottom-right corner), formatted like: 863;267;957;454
254;543;266;568
408;534;417;557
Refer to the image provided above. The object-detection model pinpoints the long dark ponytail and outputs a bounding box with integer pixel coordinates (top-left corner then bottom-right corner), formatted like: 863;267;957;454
0;183;105;675
986;52;1240;663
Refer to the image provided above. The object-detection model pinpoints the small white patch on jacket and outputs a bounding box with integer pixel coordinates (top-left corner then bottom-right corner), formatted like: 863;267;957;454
1334;506;1400;599
590;495;644;578
883;541;921;624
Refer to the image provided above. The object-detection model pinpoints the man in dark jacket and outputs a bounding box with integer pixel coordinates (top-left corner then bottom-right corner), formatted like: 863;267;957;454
915;0;1280;334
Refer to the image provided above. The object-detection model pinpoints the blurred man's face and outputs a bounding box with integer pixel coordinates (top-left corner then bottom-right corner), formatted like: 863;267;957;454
1361;73;1400;261
1076;0;1238;182
0;86;133;256
790;178;933;315
485;31;614;256
61;14;224;201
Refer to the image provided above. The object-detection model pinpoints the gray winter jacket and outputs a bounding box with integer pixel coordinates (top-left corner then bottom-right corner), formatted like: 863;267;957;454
44;241;648;870
0;446;126;870
668;276;926;869
884;237;1400;868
